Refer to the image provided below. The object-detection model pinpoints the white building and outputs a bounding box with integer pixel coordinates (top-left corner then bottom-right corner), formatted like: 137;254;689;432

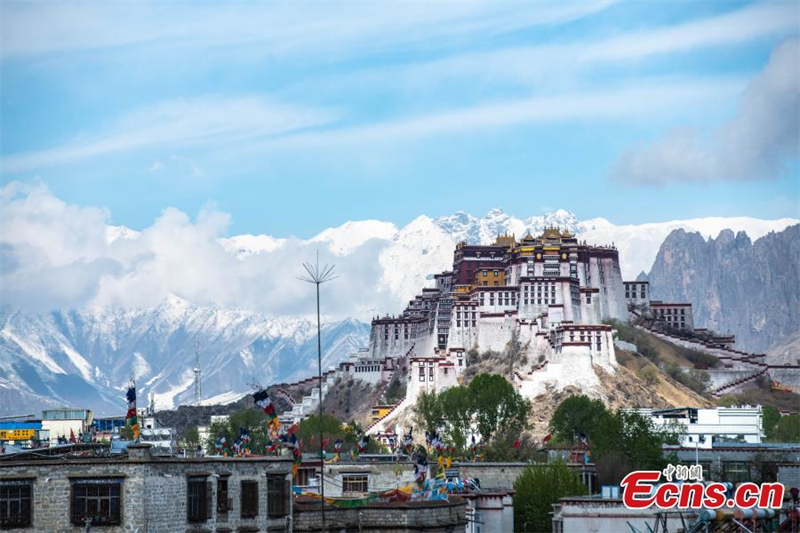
40;408;92;445
552;496;692;533
634;406;763;449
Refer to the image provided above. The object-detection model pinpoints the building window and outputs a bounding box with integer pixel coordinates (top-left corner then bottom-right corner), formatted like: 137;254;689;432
267;475;290;519
342;475;369;494
187;477;210;523
241;480;259;519
217;477;229;513
70;479;122;527
722;462;750;484
1;481;32;528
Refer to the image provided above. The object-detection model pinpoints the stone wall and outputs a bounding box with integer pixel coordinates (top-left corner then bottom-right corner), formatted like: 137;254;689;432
0;444;292;533
293;497;468;533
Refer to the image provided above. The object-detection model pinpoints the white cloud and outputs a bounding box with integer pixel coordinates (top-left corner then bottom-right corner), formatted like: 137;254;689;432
280;2;798;97
612;38;800;183
1;96;338;173
267;77;745;148
0;182;402;319
1;2;613;61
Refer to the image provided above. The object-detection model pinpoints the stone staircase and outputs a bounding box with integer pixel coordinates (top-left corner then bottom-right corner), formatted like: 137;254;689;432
711;368;769;397
277;372;339;426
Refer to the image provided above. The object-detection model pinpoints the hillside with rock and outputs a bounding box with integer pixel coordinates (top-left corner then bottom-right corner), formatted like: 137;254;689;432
648;224;800;353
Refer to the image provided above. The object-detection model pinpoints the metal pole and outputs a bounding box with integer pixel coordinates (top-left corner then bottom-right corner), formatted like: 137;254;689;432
317;280;326;532
297;251;336;533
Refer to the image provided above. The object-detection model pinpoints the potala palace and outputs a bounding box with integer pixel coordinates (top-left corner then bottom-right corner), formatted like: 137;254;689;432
367;228;626;400
275;227;792;435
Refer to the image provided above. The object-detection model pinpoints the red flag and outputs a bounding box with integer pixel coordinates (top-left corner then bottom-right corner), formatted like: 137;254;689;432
69;429;76;443
543;434;552;443
512;440;521;449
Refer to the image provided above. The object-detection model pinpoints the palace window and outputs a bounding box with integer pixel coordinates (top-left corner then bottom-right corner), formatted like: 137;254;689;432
187;477;210;523
267;474;290;518
71;478;122;527
241;480;259;519
1;480;32;528
342;475;369;495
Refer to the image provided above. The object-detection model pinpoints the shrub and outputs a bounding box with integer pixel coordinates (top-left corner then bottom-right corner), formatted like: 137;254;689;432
514;461;587;533
637;365;659;385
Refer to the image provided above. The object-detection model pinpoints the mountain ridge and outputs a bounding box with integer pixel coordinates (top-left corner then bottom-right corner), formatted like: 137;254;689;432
648;224;800;353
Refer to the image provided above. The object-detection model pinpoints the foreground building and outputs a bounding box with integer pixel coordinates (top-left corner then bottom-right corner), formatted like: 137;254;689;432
0;443;292;532
634;406;764;449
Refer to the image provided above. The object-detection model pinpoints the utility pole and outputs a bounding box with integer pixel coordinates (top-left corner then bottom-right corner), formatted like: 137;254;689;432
298;251;337;533
193;337;202;406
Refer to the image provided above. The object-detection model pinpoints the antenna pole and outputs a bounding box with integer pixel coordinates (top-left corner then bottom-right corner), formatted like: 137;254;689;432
297;250;337;533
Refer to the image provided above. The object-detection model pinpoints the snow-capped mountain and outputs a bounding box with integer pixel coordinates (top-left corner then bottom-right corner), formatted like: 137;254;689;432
3;204;796;416
0;296;368;416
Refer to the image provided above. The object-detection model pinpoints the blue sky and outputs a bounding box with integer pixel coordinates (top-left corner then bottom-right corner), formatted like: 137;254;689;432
1;1;798;237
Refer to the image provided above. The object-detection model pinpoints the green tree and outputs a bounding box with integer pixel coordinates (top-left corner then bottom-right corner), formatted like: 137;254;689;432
549;394;610;444
182;427;201;450
593;410;679;484
438;386;474;453
204;409;273;454
762;406;782;441
297;414;347;453
773;415;800;443
468;373;530;442
413;391;443;435
514;461;587;533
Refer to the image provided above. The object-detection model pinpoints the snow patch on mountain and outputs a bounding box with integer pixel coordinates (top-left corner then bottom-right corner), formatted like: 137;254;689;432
220;234;285;258
0;296;370;416
310;220;398;256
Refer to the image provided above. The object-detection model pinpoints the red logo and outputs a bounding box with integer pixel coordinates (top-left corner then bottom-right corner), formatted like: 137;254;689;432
621;471;784;510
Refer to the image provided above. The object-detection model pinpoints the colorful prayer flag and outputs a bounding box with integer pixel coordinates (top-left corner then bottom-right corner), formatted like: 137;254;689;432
125;384;140;440
253;389;280;430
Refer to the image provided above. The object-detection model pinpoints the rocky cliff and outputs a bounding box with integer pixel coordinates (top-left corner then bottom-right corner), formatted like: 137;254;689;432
648;224;800;353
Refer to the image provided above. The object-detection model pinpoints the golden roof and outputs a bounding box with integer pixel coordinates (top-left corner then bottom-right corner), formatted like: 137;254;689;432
493;233;517;248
